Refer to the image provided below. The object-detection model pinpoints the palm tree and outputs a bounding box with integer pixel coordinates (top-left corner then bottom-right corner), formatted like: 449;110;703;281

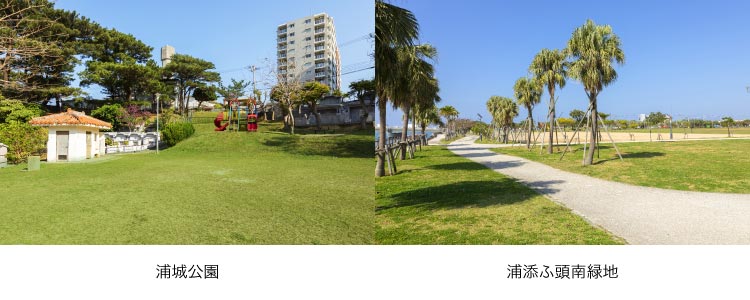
486;96;517;143
514;77;542;149
392;44;437;145
439;105;458;137
567;19;625;165
375;0;418;177
413;89;441;136
530;48;567;154
721;116;734;137
414;102;443;136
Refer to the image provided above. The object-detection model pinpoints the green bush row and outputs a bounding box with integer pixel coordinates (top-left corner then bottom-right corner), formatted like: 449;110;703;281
161;122;195;146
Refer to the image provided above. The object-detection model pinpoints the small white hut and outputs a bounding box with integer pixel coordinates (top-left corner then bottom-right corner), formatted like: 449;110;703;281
30;108;112;162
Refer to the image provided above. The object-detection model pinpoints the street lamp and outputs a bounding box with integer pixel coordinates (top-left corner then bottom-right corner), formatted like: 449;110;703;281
155;93;161;154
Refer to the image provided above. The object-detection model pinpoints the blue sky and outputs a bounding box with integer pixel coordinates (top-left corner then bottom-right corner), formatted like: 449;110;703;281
385;0;750;125
54;0;374;99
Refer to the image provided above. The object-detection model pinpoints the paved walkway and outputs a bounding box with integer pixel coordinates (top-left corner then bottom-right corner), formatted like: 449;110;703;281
447;136;750;244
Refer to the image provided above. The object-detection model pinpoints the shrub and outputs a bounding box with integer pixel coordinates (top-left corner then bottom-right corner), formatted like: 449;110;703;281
161;122;195;146
0;122;47;164
91;104;124;130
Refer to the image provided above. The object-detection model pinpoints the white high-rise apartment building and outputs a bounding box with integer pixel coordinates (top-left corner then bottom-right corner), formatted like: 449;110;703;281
277;13;341;91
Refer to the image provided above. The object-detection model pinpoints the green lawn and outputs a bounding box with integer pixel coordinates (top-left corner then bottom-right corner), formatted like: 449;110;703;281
376;146;623;244
0;122;374;244
492;140;750;193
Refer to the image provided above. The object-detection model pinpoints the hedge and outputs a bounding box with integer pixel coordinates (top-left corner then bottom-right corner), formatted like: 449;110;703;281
161;122;195;146
0;122;47;164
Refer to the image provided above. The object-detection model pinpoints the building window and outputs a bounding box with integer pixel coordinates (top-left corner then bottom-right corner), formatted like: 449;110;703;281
289;24;294;28
290;40;294;44
305;37;311;41
305;19;311;24
304;62;312;66
304;28;311;33
305;54;312;58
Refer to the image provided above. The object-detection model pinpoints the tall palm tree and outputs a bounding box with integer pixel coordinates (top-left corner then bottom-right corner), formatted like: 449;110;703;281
375;0;418;176
392;44;437;145
412;80;440;136
530;48;567;154
486;96;517;143
414;102;443;136
567;19;625;165
514;77;542;149
439;105;458;137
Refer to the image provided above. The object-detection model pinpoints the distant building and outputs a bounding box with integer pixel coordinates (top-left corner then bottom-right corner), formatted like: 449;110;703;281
161;45;175;67
293;95;374;127
277;13;341;90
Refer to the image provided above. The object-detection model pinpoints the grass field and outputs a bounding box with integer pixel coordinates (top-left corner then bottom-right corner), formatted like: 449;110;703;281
0;122;374;244
492;140;750;193
376;146;623;244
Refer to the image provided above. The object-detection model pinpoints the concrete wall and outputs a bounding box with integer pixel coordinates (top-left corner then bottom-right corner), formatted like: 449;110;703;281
46;126;103;162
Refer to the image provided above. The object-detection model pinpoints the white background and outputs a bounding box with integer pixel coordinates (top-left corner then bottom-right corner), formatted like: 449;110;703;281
0;246;745;299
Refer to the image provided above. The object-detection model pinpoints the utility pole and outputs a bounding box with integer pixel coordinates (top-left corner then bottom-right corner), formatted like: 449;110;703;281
155;93;160;154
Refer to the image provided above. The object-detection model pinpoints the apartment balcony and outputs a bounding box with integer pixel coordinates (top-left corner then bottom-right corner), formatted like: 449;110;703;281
314;37;325;42
314;46;325;51
314;28;324;34
315;63;326;68
278;29;287;35
314;18;325;25
314;54;325;60
315;72;326;78
278;45;286;50
277;37;287;43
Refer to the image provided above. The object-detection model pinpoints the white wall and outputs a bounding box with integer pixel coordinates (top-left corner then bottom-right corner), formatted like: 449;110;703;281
46;126;103;162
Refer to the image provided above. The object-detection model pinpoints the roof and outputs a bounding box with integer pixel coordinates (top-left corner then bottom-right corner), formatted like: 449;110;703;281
29;108;112;129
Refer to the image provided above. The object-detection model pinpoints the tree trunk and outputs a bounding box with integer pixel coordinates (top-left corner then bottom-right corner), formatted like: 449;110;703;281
411;110;416;142
375;94;387;177
547;87;555;154
312;102;322;129
399;105;410;160
288;106;296;134
526;108;534;149
585;95;598;165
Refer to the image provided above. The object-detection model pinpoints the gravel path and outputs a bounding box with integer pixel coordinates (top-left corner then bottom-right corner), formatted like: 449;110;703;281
447;135;750;244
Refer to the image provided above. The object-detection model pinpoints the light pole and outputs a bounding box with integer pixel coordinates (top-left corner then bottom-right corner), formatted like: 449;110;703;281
668;114;673;140
155;93;160;154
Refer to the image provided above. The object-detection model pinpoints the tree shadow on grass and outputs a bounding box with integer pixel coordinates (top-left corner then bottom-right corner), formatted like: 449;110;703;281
261;134;372;158
377;179;559;212
595;151;665;164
